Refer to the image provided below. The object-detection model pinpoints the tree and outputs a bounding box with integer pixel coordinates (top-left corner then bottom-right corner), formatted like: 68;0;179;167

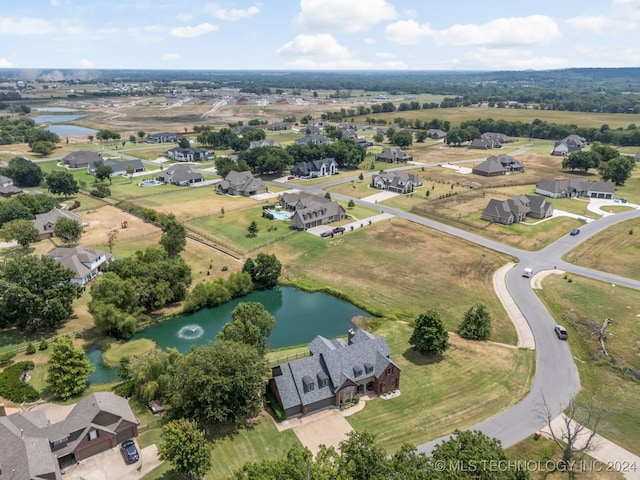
90;301;137;339
562;151;600;173
348;199;355;208
242;257;255;278
125;164;136;183
158;419;212;480
94;162;114;183
169;340;266;426
137;130;145;140
5;157;43;187
178;136;191;148
409;310;449;356
1;219;39;247
373;132;384;143
107;229;118;252
247;220;259;237
45;170;79;197
252;253;282;289
358;172;364;181
46;336;94;400
54;217;82;244
160;214;187;258
324;192;331;200
217;302;276;355
598;155;635;185
340;431;389;480
458;303;492;340
30;140;56;156
393;130;413;147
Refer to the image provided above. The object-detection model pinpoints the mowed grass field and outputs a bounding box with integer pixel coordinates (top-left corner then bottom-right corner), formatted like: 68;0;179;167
347;320;535;452
564;217;640;281
536;274;640;456
269;217;518;345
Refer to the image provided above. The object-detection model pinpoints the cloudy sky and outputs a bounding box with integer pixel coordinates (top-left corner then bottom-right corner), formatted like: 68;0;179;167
1;0;639;71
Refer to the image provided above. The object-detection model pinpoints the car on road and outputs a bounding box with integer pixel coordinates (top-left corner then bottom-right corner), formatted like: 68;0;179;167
320;231;333;238
121;439;140;464
554;325;568;340
570;229;580;236
522;267;533;278
332;226;346;234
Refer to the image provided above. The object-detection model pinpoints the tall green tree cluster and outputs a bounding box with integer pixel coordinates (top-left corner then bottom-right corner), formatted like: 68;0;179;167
409;310;450;357
458;303;492;341
1;156;44;187
217;302;276;355
242;253;282;289
0;192;58;228
285;139;366;169
46;336;94;400
183;271;254;313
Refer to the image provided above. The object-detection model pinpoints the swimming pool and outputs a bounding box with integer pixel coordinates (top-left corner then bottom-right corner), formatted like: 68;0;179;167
139;180;163;187
270;211;291;220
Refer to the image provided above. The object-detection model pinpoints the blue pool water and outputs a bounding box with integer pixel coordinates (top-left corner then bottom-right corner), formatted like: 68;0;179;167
139;180;162;187
270;211;291;220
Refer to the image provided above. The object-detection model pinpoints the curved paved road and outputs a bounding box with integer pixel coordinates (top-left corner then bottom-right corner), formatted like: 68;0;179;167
281;174;640;454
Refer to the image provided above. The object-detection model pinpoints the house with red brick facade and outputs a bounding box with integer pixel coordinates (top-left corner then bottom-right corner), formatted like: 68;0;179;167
269;329;400;418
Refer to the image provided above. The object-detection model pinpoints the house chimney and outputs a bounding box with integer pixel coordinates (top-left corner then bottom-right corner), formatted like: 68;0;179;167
347;328;356;345
0;404;6;416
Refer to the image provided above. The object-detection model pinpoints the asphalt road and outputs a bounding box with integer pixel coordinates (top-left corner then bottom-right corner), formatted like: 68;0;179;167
286;168;640;454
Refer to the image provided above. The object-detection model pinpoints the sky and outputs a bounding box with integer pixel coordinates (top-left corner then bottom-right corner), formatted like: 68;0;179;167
1;0;639;71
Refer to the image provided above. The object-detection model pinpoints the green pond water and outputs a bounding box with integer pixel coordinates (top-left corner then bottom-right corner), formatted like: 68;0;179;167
88;286;368;384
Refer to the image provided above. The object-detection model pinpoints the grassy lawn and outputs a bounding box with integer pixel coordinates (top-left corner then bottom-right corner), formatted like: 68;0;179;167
327;179;377;199
564;217;640;280
271;218;517;344
347;320;535;452
536;274;640;456
340;201;381;221
102;338;156;367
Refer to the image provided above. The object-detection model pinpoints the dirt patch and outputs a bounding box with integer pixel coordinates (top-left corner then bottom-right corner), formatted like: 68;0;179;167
78;205;161;247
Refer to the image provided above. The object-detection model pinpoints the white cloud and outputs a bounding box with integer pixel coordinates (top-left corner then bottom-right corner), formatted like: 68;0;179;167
385;20;433;45
76;58;95;67
440;48;568;70
383;60;409;69
376;52;396;59
567;0;640;33
51;0;60;5
204;4;260;21
276;34;352;59
176;13;193;22
161;53;180;61
170;23;218;38
364;37;376;45
0;58;13;67
0;17;55;35
296;0;397;33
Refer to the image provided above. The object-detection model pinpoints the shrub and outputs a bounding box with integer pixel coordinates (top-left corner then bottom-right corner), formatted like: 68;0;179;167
114;380;135;398
0;361;40;402
25;342;36;355
39;338;48;350
0;351;16;367
265;387;286;421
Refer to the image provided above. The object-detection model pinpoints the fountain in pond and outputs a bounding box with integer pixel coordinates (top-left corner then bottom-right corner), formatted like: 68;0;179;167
177;324;204;340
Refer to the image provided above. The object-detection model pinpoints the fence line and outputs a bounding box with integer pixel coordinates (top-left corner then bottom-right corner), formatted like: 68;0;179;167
0;329;88;359
267;350;310;367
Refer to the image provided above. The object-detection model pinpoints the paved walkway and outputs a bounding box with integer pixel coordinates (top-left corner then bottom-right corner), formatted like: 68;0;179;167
361;190;399;203
492;262;535;349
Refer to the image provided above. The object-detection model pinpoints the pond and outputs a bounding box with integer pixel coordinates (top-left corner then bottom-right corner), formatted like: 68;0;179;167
33;107;78;112
44;125;98;136
32;114;87;123
87;286;369;384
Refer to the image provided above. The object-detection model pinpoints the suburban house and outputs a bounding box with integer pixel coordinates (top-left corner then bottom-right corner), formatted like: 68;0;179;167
269;328;401;418
47;246;113;285
63;151;103;169
471;154;525;176
87;158;144;177
290;158;338;179
32;208;82;241
371;171;422;194
426;128;447;139
551;135;587;156
535;178;616;199
249;139;281;149
481;195;554;225
267;122;292;131
145;132;182;143
355;138;374;149
156;164;203;186
164;147;212;162
295;135;332;145
0;174;22;197
469;132;511;149
304;124;323;135
0;392;138;480
375;147;412;163
217;170;268;196
279;192;345;230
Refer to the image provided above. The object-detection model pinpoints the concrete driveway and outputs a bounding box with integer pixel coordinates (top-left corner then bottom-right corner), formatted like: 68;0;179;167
276;409;353;456
64;442;161;480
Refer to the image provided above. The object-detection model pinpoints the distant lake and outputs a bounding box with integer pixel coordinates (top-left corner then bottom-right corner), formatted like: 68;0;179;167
33;107;78;112
44;125;97;136
33;114;86;124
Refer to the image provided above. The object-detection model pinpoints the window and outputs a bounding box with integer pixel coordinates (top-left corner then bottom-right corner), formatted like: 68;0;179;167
386;367;393;375
88;430;99;441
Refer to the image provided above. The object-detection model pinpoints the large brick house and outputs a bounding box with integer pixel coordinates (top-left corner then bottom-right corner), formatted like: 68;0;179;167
269;328;401;418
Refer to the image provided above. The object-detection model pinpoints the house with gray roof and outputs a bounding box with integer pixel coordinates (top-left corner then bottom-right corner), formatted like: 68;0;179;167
217;170;268;196
371;171;422;194
535;178;615;199
0;174;22;197
290;158;338;179
375;147;412;163
427;128;447;139
551;135;587;156
164;147;212;162
32;208;82;241
481;194;554;225
157;164;203;186
472;154;524;177
47;246;113;285
294;134;332;145
269;328;401;418
87;158;144;177
0;392;138;480
146;132;182;143
63;151;103;168
278;192;345;230
249;139;281;149
267;122;292;131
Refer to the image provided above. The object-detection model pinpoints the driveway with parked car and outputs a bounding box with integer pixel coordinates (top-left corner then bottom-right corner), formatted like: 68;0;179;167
64;442;161;480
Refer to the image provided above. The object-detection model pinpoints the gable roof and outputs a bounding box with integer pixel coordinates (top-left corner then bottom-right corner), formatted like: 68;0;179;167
63;150;103;167
47;246;113;282
32;208;82;235
220;170;267;194
158;164;203;184
376;147;412;162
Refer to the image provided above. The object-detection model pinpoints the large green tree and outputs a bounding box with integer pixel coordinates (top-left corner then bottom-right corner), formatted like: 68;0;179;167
169;340;266;426
458;303;492;341
94;163;114;184
0;255;80;331
561;151;600;173
159;214;186;258
45;170;79;196
598;155;635;185
158;419;212;480
5;156;44;187
217;302;276;355
54;217;82;244
251;252;282;289
409;310;450;356
121;347;181;403
0;218;39;247
46;336;94;400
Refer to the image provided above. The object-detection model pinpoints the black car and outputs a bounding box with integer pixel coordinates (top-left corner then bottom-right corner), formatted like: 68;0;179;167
332;226;346;234
121;439;140;464
554;325;568;340
320;231;333;238
570;229;580;236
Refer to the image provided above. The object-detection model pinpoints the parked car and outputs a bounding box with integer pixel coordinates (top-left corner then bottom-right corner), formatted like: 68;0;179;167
332;226;346;234
570;229;580;236
554;325;568;340
320;231;333;238
121;439;140;464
